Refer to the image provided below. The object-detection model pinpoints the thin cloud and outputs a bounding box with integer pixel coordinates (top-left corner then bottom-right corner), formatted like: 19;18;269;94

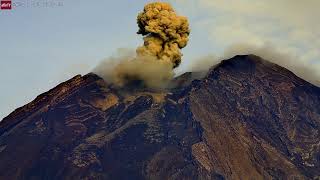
171;0;320;85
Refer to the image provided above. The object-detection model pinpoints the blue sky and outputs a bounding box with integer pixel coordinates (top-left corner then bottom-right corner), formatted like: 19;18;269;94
0;1;156;119
0;0;319;119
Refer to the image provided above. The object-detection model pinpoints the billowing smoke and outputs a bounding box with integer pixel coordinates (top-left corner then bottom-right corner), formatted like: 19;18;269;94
136;2;190;68
95;2;319;87
95;2;190;89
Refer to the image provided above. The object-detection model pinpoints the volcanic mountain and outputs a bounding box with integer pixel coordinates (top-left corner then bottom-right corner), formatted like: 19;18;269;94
0;55;319;180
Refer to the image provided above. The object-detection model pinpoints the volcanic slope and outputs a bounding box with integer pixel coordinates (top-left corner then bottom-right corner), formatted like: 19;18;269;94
0;55;319;180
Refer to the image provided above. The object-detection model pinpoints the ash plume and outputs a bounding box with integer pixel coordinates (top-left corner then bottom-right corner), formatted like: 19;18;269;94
95;2;190;89
136;2;190;68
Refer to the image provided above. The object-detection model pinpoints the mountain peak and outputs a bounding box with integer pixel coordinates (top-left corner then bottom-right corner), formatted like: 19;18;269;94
0;55;319;179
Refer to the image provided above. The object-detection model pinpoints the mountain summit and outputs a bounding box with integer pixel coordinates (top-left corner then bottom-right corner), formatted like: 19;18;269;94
0;55;319;179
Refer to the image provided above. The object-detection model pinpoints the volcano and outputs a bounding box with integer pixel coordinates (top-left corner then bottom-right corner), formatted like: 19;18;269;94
0;55;319;180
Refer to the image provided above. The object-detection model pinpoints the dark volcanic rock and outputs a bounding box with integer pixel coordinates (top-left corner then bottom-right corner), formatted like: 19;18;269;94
0;55;319;180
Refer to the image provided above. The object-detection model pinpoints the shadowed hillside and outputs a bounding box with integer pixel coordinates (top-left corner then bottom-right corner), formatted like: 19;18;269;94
0;55;319;180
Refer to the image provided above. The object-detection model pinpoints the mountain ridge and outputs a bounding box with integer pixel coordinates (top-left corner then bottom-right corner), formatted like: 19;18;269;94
0;54;319;179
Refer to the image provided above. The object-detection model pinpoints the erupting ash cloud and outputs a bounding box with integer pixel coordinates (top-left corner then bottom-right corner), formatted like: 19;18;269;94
136;2;190;68
95;2;190;88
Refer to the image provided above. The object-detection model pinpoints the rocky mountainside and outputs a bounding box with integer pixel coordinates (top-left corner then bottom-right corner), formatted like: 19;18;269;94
0;55;319;180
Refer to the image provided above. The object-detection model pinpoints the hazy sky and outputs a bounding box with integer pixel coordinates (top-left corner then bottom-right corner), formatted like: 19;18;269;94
0;0;319;120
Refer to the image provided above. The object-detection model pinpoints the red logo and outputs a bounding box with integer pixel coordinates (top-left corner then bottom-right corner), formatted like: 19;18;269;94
1;1;12;10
